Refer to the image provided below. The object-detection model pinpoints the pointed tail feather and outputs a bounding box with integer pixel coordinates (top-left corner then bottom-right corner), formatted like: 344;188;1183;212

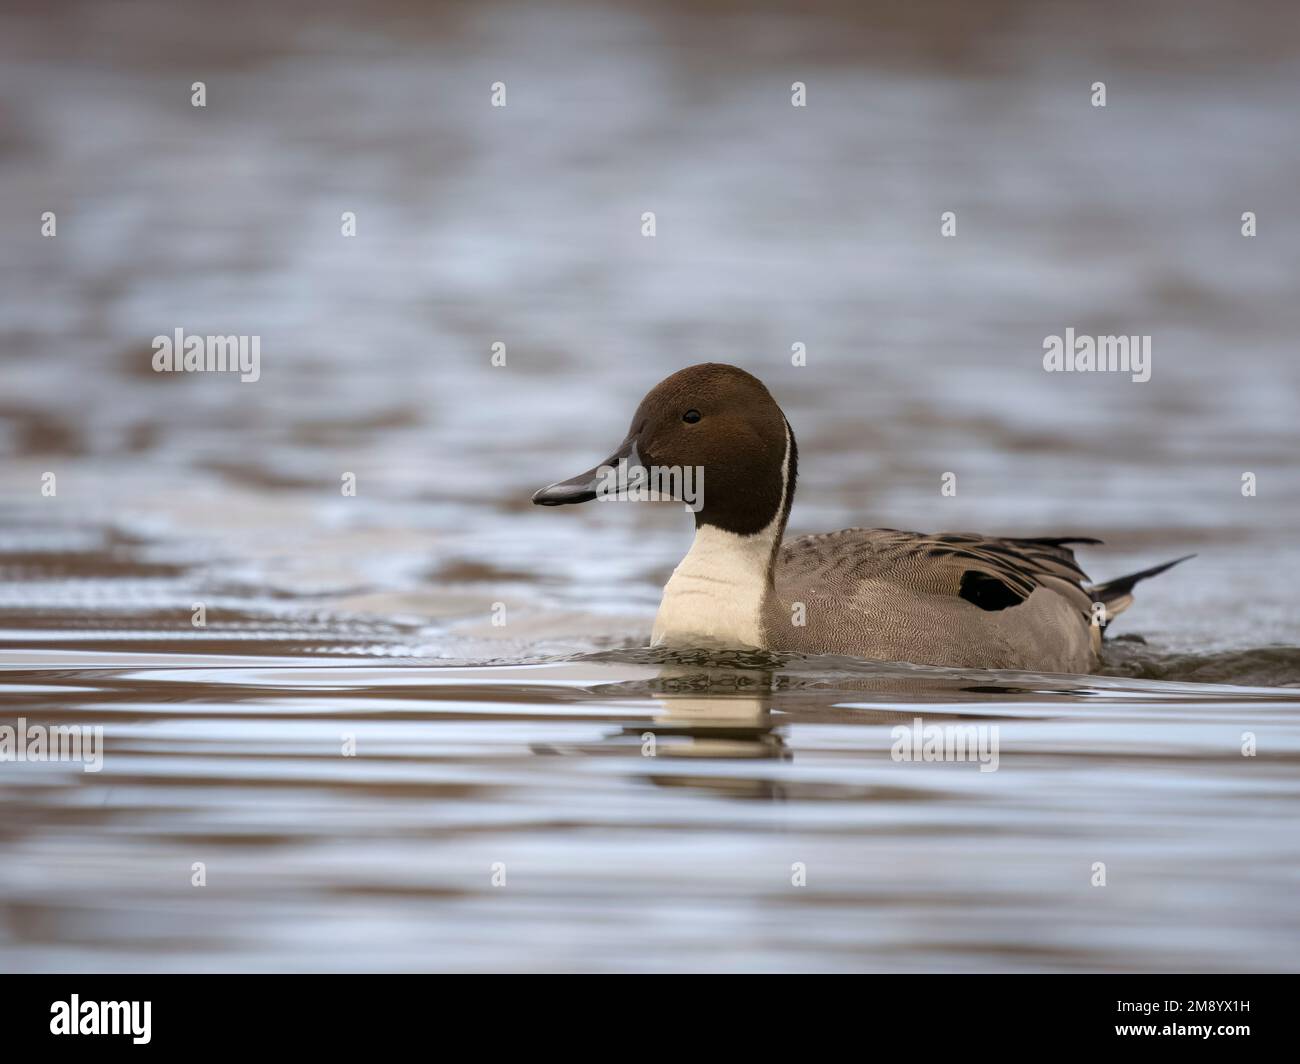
1091;554;1195;621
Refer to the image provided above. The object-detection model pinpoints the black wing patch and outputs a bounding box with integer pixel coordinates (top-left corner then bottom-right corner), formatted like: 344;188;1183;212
959;570;1025;612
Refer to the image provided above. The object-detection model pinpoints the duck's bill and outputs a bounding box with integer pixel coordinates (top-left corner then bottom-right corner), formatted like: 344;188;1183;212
531;438;640;506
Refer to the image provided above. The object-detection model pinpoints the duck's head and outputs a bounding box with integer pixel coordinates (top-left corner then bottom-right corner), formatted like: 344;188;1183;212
532;362;796;536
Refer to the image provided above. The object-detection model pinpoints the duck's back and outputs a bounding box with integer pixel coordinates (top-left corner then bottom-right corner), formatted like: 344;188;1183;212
765;528;1100;672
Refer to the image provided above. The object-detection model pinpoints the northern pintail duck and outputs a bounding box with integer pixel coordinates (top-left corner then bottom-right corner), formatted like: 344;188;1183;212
532;364;1190;673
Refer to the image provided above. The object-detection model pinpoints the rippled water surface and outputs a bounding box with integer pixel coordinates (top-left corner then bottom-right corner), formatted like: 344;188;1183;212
2;0;1298;971
3;646;1299;972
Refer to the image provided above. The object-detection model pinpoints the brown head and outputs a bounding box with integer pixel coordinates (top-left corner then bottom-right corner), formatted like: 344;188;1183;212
532;363;797;537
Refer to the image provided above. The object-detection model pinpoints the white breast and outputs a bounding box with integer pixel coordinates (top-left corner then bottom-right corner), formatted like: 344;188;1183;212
651;522;777;647
650;426;791;649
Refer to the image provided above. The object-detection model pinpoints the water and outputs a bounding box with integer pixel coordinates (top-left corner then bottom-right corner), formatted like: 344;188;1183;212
1;0;1298;972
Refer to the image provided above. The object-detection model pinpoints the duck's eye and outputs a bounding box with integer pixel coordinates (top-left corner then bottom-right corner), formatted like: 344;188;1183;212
682;409;702;424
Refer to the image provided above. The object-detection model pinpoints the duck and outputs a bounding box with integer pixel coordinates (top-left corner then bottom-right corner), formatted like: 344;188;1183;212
531;363;1191;673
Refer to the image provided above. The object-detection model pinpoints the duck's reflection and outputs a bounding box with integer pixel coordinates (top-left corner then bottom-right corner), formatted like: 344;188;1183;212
565;652;1087;800
622;685;789;799
613;665;790;799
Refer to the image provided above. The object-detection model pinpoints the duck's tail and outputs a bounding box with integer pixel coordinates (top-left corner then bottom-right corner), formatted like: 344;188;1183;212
1090;554;1195;621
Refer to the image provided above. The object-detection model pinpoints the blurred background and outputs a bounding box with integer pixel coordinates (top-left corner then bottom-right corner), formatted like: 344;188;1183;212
3;0;1299;663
